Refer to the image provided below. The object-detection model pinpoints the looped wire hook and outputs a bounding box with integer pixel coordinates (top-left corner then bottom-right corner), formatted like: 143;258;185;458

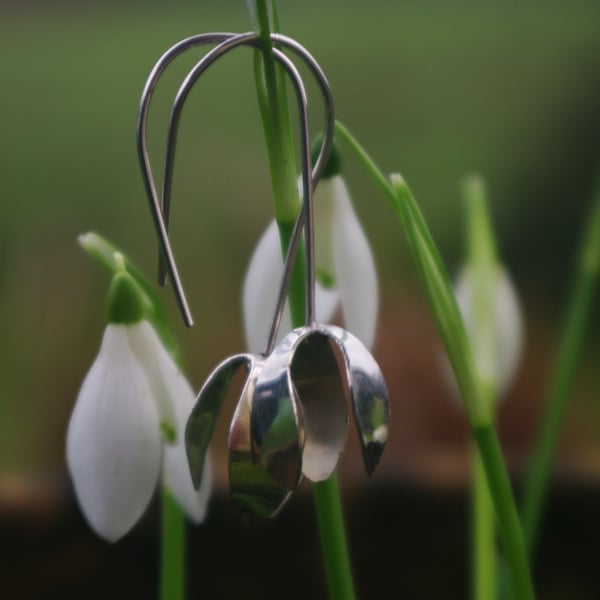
137;32;335;339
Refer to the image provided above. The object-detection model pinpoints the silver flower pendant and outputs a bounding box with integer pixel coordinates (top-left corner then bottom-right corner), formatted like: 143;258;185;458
185;324;389;520
135;28;391;519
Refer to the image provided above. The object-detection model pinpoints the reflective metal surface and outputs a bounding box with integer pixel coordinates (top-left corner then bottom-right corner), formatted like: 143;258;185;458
228;356;297;520
185;354;252;489
253;325;389;485
186;348;303;520
289;330;348;482
325;325;390;475
252;331;305;492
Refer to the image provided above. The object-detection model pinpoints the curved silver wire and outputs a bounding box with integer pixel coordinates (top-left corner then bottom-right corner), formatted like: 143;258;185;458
137;32;236;208
159;31;259;270
160;33;335;250
137;33;237;325
159;33;331;348
138;32;334;335
137;31;334;262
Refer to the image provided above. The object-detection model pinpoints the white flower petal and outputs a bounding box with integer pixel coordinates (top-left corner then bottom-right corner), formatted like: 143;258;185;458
242;220;340;353
161;371;212;523
66;325;161;542
315;281;341;324
455;266;523;397
494;268;524;395
314;179;336;279
126;321;180;437
329;176;379;350
243;221;286;353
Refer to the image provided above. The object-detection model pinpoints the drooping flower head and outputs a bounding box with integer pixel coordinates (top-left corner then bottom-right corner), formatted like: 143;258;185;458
451;176;524;408
454;264;523;399
243;139;379;352
67;255;211;541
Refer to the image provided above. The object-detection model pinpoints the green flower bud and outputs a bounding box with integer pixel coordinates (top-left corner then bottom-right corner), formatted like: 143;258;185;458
311;133;342;179
108;271;145;325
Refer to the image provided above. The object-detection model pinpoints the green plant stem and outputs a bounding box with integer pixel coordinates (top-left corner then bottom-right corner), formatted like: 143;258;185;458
78;231;181;363
252;5;356;599
474;426;533;600
335;120;534;600
472;443;496;600
463;177;498;600
520;187;600;557
313;475;357;600
160;488;186;600
334;122;396;218
253;0;299;221
253;0;305;327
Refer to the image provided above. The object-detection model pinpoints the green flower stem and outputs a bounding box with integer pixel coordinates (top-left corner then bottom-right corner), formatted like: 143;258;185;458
313;475;357;600
78;231;181;363
465;175;498;266
335;120;534;600
473;425;533;600
251;5;355;600
464;176;499;413
79;232;189;598
160;488;185;600
473;445;496;600
463;177;499;600
334;122;396;220
253;0;299;223
253;0;306;327
520;185;600;557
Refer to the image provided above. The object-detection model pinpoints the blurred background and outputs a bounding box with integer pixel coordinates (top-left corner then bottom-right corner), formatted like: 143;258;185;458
1;0;600;597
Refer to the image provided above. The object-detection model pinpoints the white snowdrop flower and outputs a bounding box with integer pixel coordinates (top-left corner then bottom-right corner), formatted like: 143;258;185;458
242;220;340;352
243;147;378;352
442;176;525;412
161;362;212;524
66;269;211;542
454;265;524;398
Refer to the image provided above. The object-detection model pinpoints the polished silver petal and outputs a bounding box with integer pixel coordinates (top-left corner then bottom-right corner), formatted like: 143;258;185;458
185;353;253;490
324;325;390;475
229;332;305;520
228;356;295;520
250;330;305;494
289;328;349;482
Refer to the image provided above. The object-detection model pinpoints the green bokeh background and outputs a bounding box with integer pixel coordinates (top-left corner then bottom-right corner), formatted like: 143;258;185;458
1;1;600;597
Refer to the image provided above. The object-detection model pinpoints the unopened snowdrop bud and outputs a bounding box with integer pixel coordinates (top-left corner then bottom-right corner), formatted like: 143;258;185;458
67;261;211;541
455;176;524;403
243;138;379;351
454;265;523;399
67;269;161;542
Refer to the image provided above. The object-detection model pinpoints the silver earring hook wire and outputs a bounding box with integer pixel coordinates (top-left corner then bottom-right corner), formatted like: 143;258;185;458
160;33;335;253
159;32;332;346
137;33;238;326
262;46;318;352
138;32;334;336
159;33;318;348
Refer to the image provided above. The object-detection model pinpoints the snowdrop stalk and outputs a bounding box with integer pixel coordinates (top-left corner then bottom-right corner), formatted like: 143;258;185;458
463;177;499;600
76;234;202;600
520;182;600;557
459;176;508;600
251;3;356;599
334;121;535;600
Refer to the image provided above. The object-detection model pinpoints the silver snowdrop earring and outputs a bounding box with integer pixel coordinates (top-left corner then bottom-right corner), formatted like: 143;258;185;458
137;31;390;520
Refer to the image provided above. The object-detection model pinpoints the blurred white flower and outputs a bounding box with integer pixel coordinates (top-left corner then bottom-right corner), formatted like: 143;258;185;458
454;265;524;398
243;175;378;352
67;314;211;542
